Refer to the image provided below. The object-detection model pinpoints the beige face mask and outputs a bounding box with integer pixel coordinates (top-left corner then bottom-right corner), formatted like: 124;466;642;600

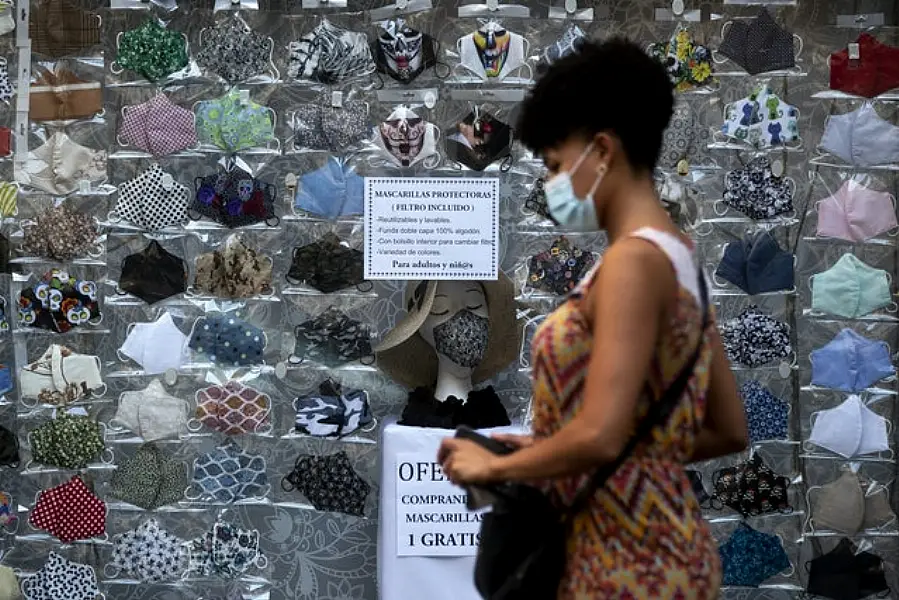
0;564;19;600
15;132;107;196
19;344;105;407
809;469;897;534
192;236;273;299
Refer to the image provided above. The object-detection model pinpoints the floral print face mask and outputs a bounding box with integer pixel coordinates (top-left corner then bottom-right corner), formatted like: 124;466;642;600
287;233;369;294
188;314;267;367
18;269;100;333
191;165;279;228
21;204;99;261
21;552;100;600
197;15;276;83
649;26;714;92
289;307;374;367
719;156;795;220
195;89;276;153
29;412;107;470
192;236;273;299
281;450;370;516
113;18;189;82
190;381;272;435
719;305;792;368
188;520;266;579
110;442;187;510
29;475;106;543
108;518;188;584
526;235;598;296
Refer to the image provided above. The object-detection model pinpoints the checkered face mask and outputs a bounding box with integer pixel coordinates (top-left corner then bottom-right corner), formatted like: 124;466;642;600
118;93;198;157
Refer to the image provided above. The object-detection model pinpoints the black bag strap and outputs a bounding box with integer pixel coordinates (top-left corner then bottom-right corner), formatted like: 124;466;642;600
566;266;710;518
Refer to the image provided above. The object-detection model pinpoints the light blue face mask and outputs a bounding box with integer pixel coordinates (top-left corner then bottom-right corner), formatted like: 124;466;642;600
810;328;894;392
294;158;365;220
543;141;604;231
810;253;893;319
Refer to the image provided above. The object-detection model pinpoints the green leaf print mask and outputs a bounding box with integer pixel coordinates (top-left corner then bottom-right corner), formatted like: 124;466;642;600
113;19;189;82
194;88;277;153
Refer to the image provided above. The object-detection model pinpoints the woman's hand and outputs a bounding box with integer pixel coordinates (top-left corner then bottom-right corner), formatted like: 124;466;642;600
438;438;501;485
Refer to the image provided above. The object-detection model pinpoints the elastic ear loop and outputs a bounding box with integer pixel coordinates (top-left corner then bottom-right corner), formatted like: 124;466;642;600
187;388;211;433
109;32;125;75
288;325;305;365
774;533;795;577
802;411;821;453
712;21;735;65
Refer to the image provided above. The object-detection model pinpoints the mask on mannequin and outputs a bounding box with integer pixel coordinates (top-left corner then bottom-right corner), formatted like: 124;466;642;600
418;281;490;401
543;140;606;231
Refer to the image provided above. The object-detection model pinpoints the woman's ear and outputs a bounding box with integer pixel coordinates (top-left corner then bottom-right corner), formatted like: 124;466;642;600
592;132;615;171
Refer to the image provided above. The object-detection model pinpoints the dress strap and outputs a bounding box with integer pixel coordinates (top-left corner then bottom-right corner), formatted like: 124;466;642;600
629;227;704;306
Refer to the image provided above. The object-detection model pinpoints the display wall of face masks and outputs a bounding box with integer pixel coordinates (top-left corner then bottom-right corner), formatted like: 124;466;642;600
0;0;897;599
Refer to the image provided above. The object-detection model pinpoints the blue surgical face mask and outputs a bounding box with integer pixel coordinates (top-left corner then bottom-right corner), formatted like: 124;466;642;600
810;328;895;393
714;231;794;295
294;159;365;220
543;141;604;231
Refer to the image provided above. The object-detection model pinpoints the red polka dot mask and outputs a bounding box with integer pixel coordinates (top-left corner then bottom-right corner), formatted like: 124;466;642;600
28;475;106;544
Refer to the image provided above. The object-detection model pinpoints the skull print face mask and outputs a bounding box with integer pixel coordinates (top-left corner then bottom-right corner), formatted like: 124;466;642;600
112;18;189;82
191;381;272;435
195;89;277;154
526;236;598;296
539;23;586;69
197;15;276;83
711;453;792;517
288;18;376;84
189;314;267;367
191;165;279;228
290;307;374;367
373;19;442;84
186;442;269;503
114;168;188;233
445;108;513;172
29;475;106;543
649;27;715;92
18;269;100;333
110;442;187;510
294;379;374;438
293;159;365;219
374;105;441;169
291;101;372;153
118;240;188;305
456;19;530;82
118;93;198;157
287;233;369;294
16;132;107;196
108;518;188;583
192;236;273;298
21;552;100;600
188;520;266;579
117;312;190;375
110;379;189;441
19;344;104;407
29;412;107;470
719;156;795;220
281;450;370;516
21;204;99;261
721;85;800;149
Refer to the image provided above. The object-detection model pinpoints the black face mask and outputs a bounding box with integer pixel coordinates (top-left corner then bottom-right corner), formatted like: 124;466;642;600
445;109;513;172
0;233;9;274
373;19;444;84
118;240;188;304
287;233;371;294
0;425;19;468
806;538;891;600
685;469;710;508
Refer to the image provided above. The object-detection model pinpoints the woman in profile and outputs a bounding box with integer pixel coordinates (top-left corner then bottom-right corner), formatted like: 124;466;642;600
438;39;748;599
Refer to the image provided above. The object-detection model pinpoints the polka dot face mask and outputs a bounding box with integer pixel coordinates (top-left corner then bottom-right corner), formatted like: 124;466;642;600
740;380;789;444
281;450;370;516
21;552;100;600
188;314;267;367
29;475;106;544
110;442;187;510
18;269;100;333
28;412;108;470
190;165;279;228
111;164;190;231
191;381;272;435
289;307;374;367
112;18;189;82
717;7;797;76
108;518;188;584
188;520;266;579
197;15;276;83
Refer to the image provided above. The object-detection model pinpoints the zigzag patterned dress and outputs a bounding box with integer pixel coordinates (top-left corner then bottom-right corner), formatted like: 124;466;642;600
531;228;721;599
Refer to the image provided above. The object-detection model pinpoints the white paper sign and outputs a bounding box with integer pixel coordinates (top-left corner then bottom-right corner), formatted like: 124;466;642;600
364;177;499;281
395;452;485;557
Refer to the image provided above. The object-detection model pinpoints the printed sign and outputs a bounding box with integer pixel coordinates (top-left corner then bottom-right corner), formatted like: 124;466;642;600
395;452;485;557
364;177;499;281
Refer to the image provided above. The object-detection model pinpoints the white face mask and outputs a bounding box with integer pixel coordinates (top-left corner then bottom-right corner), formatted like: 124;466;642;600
118;312;190;375
19;344;105;407
807;395;891;459
543;141;605;231
819;103;899;168
110;379;189;441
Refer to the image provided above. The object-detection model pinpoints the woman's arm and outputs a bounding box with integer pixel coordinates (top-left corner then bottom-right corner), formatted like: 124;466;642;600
441;238;675;483
687;324;748;462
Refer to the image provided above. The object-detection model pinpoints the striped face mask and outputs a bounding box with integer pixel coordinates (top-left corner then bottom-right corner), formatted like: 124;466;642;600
288;18;376;83
0;181;15;218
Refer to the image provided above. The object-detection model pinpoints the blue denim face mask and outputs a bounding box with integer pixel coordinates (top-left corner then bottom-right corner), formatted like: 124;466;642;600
0;365;11;396
185;442;269;503
294;159;364;219
189;314;267;367
714;231;794;295
719;523;791;587
810;329;894;392
741;380;788;444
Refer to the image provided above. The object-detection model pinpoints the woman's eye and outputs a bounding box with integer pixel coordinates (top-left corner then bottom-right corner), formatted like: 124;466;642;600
466;304;483;311
429;309;450;316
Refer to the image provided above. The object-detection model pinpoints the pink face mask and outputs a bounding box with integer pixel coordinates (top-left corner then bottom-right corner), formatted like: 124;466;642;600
816;179;897;242
118;93;197;157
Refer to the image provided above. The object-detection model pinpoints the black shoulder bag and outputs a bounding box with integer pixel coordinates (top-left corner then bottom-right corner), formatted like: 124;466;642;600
468;270;710;600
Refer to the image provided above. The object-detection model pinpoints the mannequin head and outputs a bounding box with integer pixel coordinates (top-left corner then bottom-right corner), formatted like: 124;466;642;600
417;281;490;401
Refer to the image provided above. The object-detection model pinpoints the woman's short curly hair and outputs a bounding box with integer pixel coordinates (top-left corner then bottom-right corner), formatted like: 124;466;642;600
516;37;674;172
